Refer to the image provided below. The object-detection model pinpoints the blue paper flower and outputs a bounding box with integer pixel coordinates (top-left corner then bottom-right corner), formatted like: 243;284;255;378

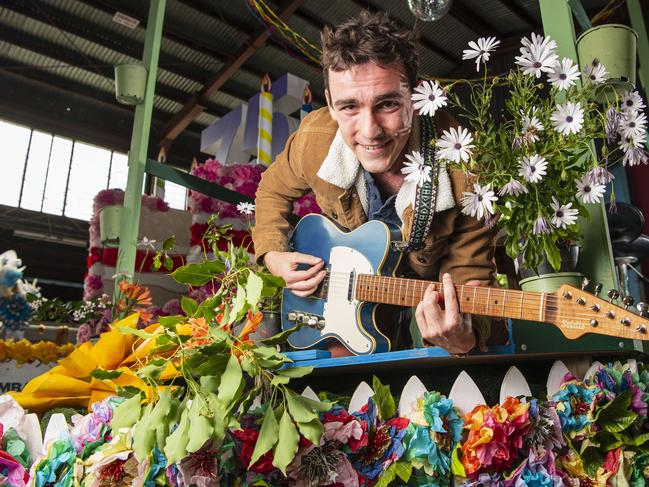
552;382;598;438
0;295;32;331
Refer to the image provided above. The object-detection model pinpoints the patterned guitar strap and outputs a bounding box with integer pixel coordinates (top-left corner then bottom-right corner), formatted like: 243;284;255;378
405;115;441;251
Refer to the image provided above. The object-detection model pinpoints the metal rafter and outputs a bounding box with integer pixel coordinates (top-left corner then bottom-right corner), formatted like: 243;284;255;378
157;0;307;151
497;0;539;28
450;0;503;37
0;23;230;118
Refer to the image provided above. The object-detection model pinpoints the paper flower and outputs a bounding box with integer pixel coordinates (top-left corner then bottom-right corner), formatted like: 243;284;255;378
552;381;599;439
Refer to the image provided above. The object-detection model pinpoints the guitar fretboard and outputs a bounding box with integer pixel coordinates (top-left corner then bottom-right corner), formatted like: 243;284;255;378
355;274;557;322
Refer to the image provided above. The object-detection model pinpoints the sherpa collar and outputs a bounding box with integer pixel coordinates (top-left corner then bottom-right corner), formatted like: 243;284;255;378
316;118;455;224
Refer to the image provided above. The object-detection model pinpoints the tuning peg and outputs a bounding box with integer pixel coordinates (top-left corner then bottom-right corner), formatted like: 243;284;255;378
581;277;590;291
637;302;649;318
594;283;603;296
608;289;620;302
623;295;635;310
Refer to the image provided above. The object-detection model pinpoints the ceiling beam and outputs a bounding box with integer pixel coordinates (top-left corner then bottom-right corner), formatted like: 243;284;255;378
157;0;307;151
450;0;503;37
0;23;229;118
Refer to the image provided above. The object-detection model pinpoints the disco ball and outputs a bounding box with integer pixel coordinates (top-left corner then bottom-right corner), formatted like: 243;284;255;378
407;0;453;21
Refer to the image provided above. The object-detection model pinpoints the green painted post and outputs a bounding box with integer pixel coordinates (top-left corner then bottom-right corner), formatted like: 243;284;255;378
115;0;166;293
627;0;649;125
512;0;637;353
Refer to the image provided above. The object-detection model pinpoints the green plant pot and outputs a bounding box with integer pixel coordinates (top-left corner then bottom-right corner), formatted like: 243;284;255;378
99;205;123;247
114;63;147;105
519;272;584;293
576;24;637;102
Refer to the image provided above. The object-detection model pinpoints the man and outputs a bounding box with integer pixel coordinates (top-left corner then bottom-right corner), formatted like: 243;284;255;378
252;10;499;356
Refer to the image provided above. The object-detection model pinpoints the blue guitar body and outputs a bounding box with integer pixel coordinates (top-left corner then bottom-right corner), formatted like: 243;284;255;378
281;214;404;355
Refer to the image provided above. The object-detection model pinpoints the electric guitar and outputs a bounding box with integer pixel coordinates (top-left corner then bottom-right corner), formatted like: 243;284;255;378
281;214;649;355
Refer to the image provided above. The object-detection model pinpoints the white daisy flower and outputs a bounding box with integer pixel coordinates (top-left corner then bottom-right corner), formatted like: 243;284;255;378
521;108;544;145
462;36;501;72
623;147;648;167
436;126;475;163
619;133;647;153
515;33;559;78
518;154;548;184
236;202;256;215
550;197;579;228
575;174;606;204
583;61;608;84
551;101;584;135
620;90;646;114
401;151;431;187
498;179;528;196
461;183;498;220
411;80;447;117
618;111;647;139
532;215;550;235
547;57;580;90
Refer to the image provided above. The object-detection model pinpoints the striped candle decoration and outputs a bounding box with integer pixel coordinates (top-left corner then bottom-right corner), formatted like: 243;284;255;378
257;74;273;165
300;84;313;121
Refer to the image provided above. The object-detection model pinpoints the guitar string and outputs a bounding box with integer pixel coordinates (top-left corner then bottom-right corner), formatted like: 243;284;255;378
320;276;642;323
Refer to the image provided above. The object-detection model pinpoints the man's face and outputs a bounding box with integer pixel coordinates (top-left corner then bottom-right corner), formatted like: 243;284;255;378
326;63;413;175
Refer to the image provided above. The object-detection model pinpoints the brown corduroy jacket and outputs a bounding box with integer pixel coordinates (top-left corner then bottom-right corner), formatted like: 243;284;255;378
252;107;500;350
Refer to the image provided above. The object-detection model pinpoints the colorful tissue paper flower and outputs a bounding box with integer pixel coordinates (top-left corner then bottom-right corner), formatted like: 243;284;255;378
460;472;502;486
556;447;614;486
350;399;410;484
526;400;565;455
404;391;463;480
231;428;275;474
0;449;29;487
141;448;167;487
503;450;563;487
83;430;138;487
0;295;32;331
32;437;77;487
594;364;648;418
177;439;219;487
552;380;599;439
70;396;124;458
322;405;365;450
461;397;530;476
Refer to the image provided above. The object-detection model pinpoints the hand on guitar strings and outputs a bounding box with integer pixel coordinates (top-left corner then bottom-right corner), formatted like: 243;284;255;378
415;273;479;355
264;251;327;297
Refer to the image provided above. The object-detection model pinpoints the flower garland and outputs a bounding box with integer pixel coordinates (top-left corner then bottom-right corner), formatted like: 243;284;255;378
5;361;649;486
0;339;75;365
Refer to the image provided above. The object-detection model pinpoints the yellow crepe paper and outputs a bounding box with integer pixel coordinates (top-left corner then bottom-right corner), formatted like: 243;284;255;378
10;313;166;413
0;339;75;365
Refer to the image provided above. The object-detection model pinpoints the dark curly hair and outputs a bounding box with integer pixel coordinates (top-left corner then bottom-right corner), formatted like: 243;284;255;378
320;10;418;90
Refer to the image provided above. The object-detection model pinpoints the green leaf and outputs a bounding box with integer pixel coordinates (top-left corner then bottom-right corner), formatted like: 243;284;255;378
163;235;176;251
394;460;412;482
181;296;199;316
582;446;604;478
372;376;396;420
133;389;172;460
246;272;263;308
137;361;165;381
260;323;303;346
117;327;157;340
593;431;623;451
228;286;247;324
270;374;291;386
217;354;243;411
543;239;562;273
200;375;221;394
164;255;174;271
90;368;123;380
276;366;314;378
286;390;318;423
450;444;466;477
296;418;323;446
110;393;142;431
159;315;183;329
620;432;649;447
164;407;190;464
249;405;279;467
598;390;638;433
186;397;214;453
272;409;299;475
170;261;224;286
374;462;396;487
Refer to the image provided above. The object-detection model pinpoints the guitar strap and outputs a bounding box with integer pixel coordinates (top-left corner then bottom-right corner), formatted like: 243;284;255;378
406;115;440;251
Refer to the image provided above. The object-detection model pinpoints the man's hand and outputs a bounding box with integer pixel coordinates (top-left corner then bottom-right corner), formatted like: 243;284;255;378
264;251;327;297
415;273;480;354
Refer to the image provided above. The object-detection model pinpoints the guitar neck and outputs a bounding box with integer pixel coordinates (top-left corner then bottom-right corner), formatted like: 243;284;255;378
355;274;552;322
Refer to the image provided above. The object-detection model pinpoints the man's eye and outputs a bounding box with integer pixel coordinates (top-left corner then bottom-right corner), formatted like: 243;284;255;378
379;101;400;109
340;105;356;111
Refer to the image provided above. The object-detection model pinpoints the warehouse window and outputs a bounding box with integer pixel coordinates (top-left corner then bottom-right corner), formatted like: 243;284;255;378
0;119;188;219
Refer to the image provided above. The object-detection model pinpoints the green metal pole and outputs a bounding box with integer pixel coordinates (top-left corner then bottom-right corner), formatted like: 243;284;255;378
115;0;166;292
627;0;649;137
535;0;635;352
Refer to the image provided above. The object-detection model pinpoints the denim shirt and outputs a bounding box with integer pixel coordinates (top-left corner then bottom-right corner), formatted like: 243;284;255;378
363;170;401;227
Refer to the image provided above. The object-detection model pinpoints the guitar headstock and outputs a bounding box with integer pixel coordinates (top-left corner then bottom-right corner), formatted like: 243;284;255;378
551;284;649;341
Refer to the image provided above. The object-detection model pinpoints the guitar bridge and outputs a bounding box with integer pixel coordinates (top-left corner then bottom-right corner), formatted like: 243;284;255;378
286;311;325;330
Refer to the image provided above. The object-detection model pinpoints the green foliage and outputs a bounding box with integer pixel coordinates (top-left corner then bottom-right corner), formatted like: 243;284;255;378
372;375;396;421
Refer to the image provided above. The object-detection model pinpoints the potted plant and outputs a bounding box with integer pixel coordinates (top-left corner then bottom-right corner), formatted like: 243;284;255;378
412;34;648;290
